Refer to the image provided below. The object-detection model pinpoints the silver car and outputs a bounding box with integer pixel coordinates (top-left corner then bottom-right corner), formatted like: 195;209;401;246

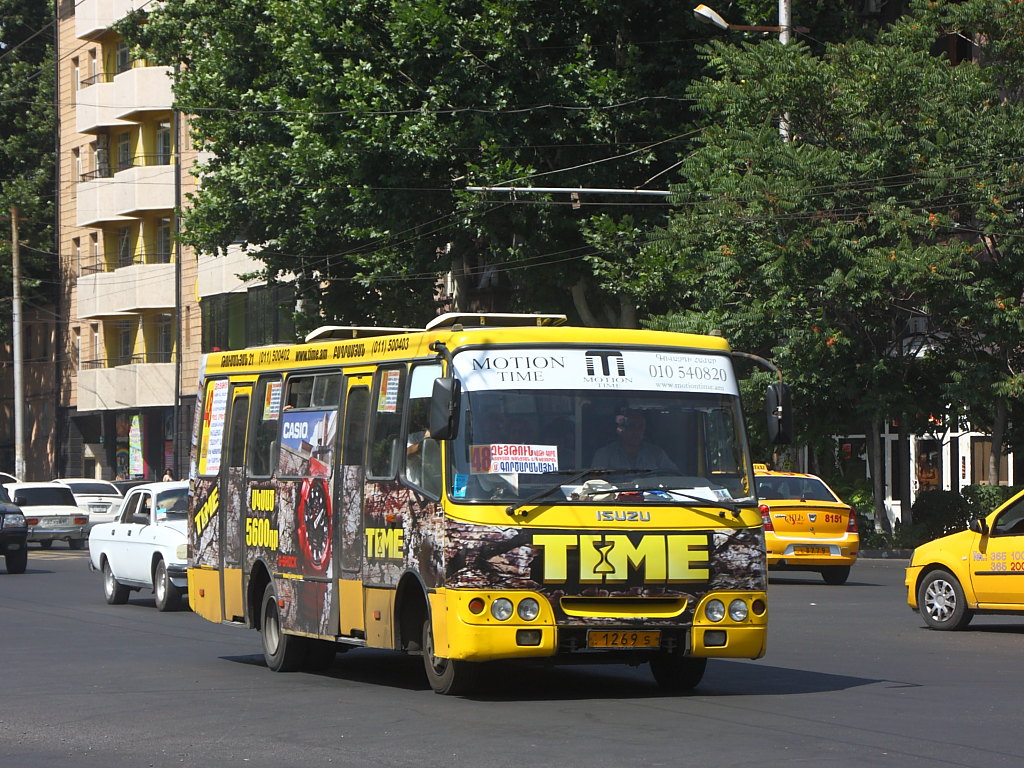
2;483;89;550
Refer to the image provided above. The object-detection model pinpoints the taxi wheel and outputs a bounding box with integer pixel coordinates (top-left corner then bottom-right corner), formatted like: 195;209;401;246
260;583;306;672
821;566;850;585
102;560;130;605
153;559;183;612
422;617;480;695
650;653;707;693
918;569;974;630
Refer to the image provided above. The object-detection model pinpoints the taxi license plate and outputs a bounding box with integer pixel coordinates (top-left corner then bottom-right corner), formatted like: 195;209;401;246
587;630;661;649
794;545;830;555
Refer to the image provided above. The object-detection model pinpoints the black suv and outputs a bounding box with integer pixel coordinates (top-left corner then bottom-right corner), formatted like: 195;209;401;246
0;486;29;574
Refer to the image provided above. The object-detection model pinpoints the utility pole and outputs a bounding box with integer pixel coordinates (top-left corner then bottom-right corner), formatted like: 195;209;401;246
10;205;26;480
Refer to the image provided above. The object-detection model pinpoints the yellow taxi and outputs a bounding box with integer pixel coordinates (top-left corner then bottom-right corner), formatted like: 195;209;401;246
906;488;1024;630
754;464;859;585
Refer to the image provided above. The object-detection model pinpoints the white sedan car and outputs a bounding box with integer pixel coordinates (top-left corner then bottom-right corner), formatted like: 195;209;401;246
52;478;123;527
88;482;189;611
3;482;89;549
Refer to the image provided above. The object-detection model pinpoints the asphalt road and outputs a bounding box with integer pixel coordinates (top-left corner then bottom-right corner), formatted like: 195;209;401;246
2;548;1022;768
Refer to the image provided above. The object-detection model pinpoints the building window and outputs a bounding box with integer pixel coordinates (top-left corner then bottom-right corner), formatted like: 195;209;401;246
971;438;1009;485
117;226;133;268
156;122;172;165
90;234;99;272
245;284;296;347
115;41;131;74
73;148;82;181
73;327;81;373
73;238;81;277
117;319;134;366
116;132;131;171
72;57;80;90
89;48;98;82
156;313;174;363
155;218;172;263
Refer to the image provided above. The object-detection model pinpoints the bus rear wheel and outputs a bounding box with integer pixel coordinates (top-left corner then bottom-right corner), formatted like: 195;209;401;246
422;618;479;695
650;653;707;693
261;584;306;672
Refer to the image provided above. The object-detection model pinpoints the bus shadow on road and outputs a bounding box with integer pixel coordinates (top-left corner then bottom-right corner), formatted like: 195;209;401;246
222;650;894;700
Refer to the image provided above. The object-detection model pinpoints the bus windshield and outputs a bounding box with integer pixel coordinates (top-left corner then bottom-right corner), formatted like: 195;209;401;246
449;388;754;503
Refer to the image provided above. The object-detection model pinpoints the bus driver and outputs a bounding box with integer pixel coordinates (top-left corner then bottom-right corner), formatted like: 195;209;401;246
592;409;677;472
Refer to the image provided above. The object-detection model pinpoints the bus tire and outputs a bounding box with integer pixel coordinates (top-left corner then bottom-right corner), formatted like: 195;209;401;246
422;618;479;695
650;653;707;693
261;583;306;672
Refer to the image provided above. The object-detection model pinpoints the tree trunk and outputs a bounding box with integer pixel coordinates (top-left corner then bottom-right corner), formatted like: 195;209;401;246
570;277;601;327
897;415;912;527
989;397;1007;486
867;420;891;535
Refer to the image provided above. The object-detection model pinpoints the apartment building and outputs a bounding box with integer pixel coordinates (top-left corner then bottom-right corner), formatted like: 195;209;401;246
55;0;288;481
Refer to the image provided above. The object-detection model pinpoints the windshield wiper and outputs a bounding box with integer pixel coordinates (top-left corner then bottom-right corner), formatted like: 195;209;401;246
505;468;653;517
604;483;742;516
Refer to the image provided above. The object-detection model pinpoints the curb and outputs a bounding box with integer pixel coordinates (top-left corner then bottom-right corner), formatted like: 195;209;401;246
858;549;913;560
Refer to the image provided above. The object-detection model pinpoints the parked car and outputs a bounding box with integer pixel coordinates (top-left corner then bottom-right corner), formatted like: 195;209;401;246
88;481;190;611
0;486;29;573
1;482;89;549
52;478;123;527
0;471;19;484
112;479;149;496
754;464;859;585
906;488;1024;630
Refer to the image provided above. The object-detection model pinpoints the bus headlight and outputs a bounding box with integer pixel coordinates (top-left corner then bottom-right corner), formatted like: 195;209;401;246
704;599;725;622
728;599;749;621
517;598;540;621
491;598;514;621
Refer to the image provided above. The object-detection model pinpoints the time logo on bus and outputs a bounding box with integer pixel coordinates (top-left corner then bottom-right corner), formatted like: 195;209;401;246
532;532;710;584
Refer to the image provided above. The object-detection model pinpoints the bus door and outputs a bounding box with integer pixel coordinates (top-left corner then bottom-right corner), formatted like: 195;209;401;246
220;383;251;622
335;374;371;637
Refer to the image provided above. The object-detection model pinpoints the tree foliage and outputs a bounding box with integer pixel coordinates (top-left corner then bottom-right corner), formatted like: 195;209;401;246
650;0;1024;481
0;0;54;333
127;0;861;332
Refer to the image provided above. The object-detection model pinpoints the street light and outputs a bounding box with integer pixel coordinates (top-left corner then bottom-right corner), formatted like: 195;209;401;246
692;3;808;139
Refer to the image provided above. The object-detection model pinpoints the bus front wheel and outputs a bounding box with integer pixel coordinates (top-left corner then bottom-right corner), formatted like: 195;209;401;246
422;618;479;695
650;652;707;693
261;584;306;672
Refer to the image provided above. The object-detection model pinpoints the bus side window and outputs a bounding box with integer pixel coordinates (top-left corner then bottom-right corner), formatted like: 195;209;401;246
368;367;406;479
248;376;282;477
342;387;370;466
227;395;250;468
403;364;442;497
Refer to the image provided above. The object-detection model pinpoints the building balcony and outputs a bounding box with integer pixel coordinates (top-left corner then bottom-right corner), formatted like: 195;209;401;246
77;162;175;227
77;260;176;318
77;357;176;412
197;245;267;298
76;77;132;134
76;0;151;39
113;66;173;120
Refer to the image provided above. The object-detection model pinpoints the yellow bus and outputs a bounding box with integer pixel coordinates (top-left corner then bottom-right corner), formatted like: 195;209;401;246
188;313;788;694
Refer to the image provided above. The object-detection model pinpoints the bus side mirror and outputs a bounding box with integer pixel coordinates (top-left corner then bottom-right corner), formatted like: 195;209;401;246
766;382;793;444
429;377;461;441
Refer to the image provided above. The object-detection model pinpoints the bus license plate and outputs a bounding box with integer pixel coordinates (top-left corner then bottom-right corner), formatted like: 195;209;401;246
587;630;661;649
794;545;829;555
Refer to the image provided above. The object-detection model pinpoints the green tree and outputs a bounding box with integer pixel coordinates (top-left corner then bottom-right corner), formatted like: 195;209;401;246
124;0;861;333
650;0;1024;526
0;0;54;335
